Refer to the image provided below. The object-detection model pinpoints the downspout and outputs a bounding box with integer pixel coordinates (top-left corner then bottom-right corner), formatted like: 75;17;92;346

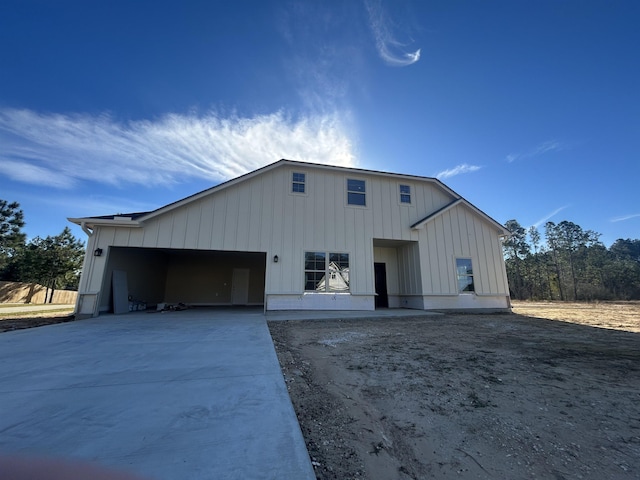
80;222;94;237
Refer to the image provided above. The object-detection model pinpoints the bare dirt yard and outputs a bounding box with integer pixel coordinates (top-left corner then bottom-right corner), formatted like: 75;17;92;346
269;302;640;480
0;310;75;333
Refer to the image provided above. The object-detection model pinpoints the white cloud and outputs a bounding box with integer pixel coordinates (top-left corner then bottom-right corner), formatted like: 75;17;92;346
0;108;357;189
532;205;570;228
435;163;481;180
611;213;640;223
0;159;75;189
506;140;566;163
365;0;421;67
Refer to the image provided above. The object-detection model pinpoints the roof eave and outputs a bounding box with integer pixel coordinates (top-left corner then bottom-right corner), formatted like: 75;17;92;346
68;217;142;229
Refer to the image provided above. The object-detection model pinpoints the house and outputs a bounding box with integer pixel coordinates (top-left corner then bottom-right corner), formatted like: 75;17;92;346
68;160;511;317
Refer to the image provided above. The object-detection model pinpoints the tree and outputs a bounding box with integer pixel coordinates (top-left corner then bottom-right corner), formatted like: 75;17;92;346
14;227;85;302
503;220;531;299
0;199;26;272
527;226;548;299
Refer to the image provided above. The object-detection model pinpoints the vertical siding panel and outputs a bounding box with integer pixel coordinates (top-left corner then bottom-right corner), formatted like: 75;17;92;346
435;216;451;293
248;178;263;251
211;192;227;248
381;179;393;239
465;212;481;291
235;183;251;251
270;171;285;291
142;218;159;247
371;178;383;238
198;197;214;250
344;206;356;288
399;199;411;241
425;184;435;213
333;173;346;250
223;188;239;250
458;207;470;255
157;215;174;248
260;174;273;252
292;195;305;291
355;210;366;292
114;228;130;246
363;180;375;291
170;210;187;248
325;173;337;251
442;213;455;292
416;182;427;217
184;203;201;249
282;185;295;292
315;173;327;250
483;225;499;293
426;224;439;293
450;208;462;255
473;217;488;293
128;228;143;247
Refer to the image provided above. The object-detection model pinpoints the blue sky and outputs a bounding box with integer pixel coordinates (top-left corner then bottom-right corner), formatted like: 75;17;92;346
1;0;638;247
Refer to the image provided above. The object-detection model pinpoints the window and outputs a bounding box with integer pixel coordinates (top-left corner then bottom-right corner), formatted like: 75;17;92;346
305;252;350;292
399;184;411;204
347;179;366;206
292;172;306;193
456;258;475;293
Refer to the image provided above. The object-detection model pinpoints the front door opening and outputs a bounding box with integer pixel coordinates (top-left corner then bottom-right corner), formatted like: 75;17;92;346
374;262;388;308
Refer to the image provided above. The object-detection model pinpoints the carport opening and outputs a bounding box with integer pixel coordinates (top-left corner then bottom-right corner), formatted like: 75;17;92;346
101;247;266;313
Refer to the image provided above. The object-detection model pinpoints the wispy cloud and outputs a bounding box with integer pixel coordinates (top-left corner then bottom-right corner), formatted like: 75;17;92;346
611;213;640;223
365;0;421;67
506;140;567;163
0;108;357;189
278;2;364;111
532;205;570;228
435;164;481;180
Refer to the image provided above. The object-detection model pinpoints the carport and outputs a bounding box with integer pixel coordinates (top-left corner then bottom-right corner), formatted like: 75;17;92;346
100;247;266;314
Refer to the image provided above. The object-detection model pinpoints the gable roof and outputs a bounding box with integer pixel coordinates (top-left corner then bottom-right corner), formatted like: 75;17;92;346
68;159;506;234
410;198;509;236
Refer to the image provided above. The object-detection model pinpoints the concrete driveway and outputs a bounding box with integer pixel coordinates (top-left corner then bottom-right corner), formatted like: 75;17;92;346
0;309;315;480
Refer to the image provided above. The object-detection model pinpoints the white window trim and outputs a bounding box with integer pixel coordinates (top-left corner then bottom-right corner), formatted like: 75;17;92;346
455;256;476;295
303;251;351;293
346;177;367;208
289;170;308;196
398;182;413;206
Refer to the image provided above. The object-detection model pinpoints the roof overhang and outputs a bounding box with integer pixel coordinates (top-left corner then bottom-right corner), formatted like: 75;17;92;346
68;216;142;235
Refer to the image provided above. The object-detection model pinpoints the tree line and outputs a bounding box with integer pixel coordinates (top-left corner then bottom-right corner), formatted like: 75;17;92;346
503;219;640;301
0;199;85;302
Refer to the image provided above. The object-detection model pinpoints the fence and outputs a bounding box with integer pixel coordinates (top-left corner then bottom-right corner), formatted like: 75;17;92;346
0;281;78;305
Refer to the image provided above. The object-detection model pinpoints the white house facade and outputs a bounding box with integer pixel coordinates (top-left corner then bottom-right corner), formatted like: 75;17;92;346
69;160;511;317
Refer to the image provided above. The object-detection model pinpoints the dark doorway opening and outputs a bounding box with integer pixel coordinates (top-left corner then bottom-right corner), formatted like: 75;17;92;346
374;262;388;308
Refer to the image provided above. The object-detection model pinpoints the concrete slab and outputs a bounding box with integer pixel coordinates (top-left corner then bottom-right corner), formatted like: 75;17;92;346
0;310;315;480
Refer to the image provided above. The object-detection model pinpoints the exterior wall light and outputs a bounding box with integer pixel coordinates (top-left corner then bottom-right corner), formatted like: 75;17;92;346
273;255;279;263
94;248;103;257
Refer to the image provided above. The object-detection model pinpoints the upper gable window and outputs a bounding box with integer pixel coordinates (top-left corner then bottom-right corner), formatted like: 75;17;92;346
292;172;306;193
399;184;411;204
347;179;366;206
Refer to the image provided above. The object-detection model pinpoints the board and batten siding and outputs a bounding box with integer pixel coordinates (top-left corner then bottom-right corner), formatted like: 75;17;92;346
417;203;509;299
77;162;509;314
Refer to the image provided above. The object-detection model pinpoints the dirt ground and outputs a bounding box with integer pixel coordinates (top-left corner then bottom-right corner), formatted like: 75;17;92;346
0;311;75;333
269;302;640;480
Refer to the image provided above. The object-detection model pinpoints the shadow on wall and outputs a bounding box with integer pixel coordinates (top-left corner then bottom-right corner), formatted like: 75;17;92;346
0;281;78;304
